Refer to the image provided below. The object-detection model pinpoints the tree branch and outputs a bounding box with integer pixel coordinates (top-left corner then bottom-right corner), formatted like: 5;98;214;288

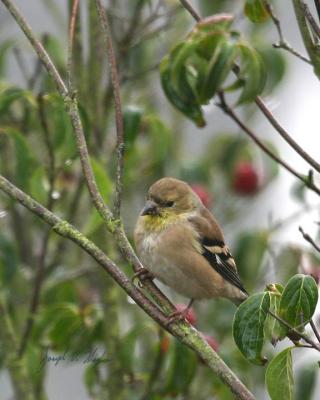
255;96;320;174
179;0;201;22
67;0;80;90
268;310;320;351
299;226;320;253
0;174;255;400
217;92;320;197
310;319;320;344
265;2;311;64
95;0;125;219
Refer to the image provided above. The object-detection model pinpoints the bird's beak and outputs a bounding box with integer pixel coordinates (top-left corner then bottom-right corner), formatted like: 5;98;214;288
141;200;159;216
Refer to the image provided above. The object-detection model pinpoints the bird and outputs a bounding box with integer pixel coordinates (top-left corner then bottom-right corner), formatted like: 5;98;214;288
134;177;248;319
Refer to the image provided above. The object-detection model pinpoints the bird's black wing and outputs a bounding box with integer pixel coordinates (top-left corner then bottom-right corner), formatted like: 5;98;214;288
200;238;248;295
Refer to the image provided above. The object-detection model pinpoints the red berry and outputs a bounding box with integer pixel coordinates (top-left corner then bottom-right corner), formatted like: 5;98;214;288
190;184;212;208
232;162;259;195
201;333;219;352
175;303;197;326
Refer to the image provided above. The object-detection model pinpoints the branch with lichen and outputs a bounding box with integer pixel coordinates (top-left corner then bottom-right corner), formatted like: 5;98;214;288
0;174;255;400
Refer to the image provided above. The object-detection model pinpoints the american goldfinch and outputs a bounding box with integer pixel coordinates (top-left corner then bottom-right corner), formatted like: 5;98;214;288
134;177;248;311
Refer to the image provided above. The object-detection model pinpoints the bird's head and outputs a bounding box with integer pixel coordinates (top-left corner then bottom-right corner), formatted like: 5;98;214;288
140;178;202;228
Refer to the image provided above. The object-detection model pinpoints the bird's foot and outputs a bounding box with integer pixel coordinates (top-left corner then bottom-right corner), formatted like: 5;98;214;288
165;300;195;326
165;310;187;326
132;268;154;288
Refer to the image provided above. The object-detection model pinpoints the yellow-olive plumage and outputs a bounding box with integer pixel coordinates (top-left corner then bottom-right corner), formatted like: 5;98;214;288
134;177;248;305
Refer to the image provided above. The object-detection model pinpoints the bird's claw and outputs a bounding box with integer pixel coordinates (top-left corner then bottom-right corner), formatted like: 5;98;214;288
165;309;189;327
132;268;154;288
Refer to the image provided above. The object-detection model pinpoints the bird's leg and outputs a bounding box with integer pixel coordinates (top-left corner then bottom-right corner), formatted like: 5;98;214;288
132;268;154;288
165;298;195;326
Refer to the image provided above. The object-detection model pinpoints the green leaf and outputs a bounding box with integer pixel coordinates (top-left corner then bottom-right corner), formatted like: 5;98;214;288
233;292;270;364
160;56;205;127
258;46;286;92
277;274;318;339
200;40;239;102
237;43;267;103
266;348;294;400
48;303;82;348
264;284;283;343
170;41;199;93
244;0;271;23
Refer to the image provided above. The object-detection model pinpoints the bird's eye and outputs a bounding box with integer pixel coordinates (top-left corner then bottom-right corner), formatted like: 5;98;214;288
165;200;174;207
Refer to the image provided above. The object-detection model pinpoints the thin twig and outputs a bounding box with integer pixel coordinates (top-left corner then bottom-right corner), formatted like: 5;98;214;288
310;319;320;343
268;310;320;351
0;174;256;400
310;319;320;344
95;0;125;219
179;0;201;21
67;0;80;90
217;92;320;196
299;226;320;253
265;2;311;64
255;96;320;173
